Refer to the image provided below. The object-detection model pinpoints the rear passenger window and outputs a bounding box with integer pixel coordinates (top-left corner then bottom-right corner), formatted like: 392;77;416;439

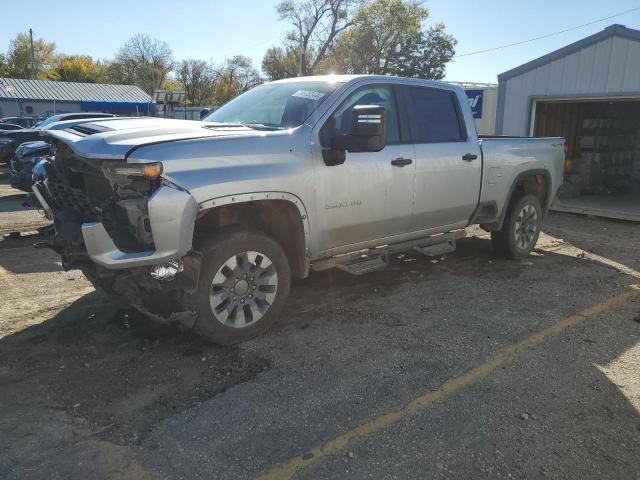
406;87;464;143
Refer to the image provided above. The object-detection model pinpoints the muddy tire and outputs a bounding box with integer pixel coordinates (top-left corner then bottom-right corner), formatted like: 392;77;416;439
194;228;291;345
491;192;542;259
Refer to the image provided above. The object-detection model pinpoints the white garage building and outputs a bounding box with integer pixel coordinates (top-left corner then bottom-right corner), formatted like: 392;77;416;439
496;24;640;220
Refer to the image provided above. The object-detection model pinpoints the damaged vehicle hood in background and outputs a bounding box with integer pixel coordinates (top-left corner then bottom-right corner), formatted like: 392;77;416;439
42;117;275;160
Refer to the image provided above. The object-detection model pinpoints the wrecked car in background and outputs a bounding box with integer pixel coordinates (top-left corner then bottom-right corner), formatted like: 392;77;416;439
35;75;565;345
0;112;115;163
10;141;52;191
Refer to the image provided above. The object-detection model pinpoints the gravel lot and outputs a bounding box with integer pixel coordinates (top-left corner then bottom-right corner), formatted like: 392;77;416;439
1;168;639;480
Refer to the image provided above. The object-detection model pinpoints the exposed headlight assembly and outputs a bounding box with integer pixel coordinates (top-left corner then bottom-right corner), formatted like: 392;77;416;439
102;161;163;179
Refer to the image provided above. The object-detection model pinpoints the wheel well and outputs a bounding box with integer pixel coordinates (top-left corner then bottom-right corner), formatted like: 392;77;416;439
480;172;550;232
194;200;308;278
513;173;549;210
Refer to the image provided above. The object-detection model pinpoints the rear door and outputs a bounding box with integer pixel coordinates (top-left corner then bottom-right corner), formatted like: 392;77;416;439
399;85;482;230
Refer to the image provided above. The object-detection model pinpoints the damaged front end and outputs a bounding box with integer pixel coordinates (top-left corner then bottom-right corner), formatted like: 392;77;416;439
33;141;200;326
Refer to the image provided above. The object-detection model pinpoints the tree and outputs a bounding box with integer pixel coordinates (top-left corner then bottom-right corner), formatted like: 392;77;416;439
212;56;261;105
54;55;107;83
330;0;456;79
0;53;8;77
389;23;456;80
111;34;174;93
5;32;57;79
275;0;355;76
261;46;301;81
178;59;217;105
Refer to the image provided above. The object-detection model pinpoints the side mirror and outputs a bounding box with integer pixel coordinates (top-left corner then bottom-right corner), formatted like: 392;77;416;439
322;105;386;166
333;105;386;153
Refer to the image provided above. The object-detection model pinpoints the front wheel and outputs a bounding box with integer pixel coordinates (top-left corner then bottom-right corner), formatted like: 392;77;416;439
491;192;542;259
194;229;291;345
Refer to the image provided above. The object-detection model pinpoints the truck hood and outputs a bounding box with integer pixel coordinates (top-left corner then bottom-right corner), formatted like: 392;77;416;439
42;117;272;160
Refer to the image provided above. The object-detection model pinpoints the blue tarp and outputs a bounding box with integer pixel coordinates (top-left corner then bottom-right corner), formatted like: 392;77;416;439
80;100;152;114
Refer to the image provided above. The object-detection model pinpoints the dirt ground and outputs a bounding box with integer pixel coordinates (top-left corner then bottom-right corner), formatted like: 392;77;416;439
1;167;639;479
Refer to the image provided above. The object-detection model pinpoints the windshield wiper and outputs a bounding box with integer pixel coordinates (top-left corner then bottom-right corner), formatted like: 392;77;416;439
202;122;246;129
202;122;285;131
241;123;286;131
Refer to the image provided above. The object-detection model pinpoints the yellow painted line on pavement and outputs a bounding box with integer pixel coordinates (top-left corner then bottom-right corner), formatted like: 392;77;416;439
261;285;640;480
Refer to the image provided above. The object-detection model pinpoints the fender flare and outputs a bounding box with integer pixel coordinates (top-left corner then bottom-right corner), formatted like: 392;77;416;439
486;168;552;231
198;191;311;256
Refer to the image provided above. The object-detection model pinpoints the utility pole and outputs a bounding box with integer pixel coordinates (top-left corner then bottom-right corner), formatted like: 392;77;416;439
298;44;304;77
29;28;36;79
298;26;304;77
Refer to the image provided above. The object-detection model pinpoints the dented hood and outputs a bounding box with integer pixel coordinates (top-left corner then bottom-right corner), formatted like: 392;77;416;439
42;116;267;160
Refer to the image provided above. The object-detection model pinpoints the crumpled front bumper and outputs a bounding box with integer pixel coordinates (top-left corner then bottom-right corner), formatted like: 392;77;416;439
81;185;198;269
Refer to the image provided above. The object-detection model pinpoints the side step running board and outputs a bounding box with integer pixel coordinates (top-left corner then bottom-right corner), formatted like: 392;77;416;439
337;254;389;275
312;230;465;275
413;239;456;257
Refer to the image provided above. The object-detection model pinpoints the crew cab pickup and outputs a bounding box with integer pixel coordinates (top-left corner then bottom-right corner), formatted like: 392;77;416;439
35;75;565;344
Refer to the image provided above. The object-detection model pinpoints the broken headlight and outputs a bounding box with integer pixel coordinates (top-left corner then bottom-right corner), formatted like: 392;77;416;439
102;161;163;180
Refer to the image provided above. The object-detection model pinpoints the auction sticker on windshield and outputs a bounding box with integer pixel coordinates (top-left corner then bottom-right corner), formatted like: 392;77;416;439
292;90;325;100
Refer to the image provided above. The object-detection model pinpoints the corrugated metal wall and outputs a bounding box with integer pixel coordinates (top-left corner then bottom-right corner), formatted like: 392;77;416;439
499;35;640;135
0;99;80;119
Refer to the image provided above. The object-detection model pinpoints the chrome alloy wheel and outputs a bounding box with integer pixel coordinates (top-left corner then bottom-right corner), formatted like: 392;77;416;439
209;251;278;328
514;204;538;250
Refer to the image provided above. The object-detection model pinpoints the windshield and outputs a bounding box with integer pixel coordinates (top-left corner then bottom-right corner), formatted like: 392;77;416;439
203;81;342;130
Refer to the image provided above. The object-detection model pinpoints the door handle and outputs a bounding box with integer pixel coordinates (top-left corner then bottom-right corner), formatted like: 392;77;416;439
391;157;413;167
462;153;478;162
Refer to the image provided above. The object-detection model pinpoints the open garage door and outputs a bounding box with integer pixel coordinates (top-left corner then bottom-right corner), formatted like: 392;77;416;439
533;98;640;221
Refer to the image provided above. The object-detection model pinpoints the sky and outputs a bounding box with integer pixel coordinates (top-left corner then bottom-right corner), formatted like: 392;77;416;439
2;0;640;84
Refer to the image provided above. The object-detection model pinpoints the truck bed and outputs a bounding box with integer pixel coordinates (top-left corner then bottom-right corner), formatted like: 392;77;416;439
478;136;565;220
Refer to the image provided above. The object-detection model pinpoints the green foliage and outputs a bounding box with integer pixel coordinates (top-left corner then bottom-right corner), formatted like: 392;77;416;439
0;53;8;77
330;0;456;79
264;0;455;80
212;56;261;105
5;32;57;79
0;1;455;107
54;55;107;83
261;46;303;81
390;23;457;80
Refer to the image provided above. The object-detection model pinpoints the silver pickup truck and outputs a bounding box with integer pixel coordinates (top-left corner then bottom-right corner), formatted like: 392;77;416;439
36;75;564;344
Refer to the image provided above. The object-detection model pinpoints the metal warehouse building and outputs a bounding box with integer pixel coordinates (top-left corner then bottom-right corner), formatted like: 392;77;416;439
496;24;640;220
0;78;153;119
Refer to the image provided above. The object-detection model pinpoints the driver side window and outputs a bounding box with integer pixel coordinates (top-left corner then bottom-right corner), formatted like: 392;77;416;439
320;85;400;147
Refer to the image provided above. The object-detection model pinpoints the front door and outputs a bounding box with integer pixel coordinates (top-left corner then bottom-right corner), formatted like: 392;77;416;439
313;84;415;254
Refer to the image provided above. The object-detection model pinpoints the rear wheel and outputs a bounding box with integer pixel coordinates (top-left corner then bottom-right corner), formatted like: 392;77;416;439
491;192;542;259
194;229;291;345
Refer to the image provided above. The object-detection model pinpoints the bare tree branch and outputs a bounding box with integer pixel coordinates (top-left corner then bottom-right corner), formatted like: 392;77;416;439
276;0;355;75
